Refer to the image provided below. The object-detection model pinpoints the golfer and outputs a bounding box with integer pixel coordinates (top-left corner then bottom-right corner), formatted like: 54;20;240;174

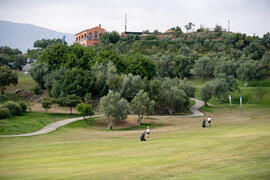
208;116;212;127
146;126;150;140
140;131;146;141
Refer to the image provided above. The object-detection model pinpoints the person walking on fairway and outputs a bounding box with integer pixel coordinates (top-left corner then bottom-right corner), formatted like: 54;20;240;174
208;115;212;127
146;126;150;140
202;119;206;128
140;131;146;141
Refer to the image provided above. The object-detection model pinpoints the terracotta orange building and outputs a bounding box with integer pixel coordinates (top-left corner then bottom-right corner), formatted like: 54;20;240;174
75;24;105;46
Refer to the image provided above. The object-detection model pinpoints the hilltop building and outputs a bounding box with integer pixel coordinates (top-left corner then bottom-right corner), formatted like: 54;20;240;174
75;24;105;46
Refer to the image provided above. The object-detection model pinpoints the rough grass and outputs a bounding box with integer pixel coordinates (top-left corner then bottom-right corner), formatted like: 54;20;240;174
5;71;36;93
190;78;270;107
0;112;80;135
0;108;269;179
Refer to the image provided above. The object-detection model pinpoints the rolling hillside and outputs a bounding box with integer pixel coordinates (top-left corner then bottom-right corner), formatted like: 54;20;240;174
0;20;74;53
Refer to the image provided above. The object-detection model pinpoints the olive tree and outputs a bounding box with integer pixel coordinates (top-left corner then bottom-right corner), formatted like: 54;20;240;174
193;56;215;79
161;86;188;114
118;73;145;101
100;91;129;129
59;95;82;114
29;62;49;89
236;60;261;82
0;65;18;95
200;82;214;106
130;90;155;126
41;98;54;112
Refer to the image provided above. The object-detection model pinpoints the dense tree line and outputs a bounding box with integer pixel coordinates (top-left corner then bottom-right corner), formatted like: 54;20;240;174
0;46;26;69
24;26;270;128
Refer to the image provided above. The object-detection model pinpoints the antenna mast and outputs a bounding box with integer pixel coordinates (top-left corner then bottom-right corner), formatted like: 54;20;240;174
125;13;127;32
228;20;230;32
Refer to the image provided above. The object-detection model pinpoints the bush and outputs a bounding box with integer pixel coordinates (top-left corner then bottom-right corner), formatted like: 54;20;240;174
0;108;11;119
2;101;22;115
32;84;41;95
41;98;54;112
76;103;94;121
18;101;27;112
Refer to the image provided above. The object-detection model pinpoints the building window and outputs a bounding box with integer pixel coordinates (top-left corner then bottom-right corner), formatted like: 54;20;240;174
94;31;98;40
99;33;102;38
88;32;92;40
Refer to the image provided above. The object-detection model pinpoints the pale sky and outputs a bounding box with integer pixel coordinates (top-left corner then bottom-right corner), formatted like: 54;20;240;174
0;0;269;36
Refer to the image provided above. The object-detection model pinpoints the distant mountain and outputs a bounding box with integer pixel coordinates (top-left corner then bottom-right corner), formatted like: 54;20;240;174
0;20;75;53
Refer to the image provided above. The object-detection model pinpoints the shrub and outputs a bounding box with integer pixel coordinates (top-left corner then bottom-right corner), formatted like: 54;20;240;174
2;101;22;115
41;98;54;112
76;103;94;121
18;101;27;112
0;108;11;119
32;84;41;95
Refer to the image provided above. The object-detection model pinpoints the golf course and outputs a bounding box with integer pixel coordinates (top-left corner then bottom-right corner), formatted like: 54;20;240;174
1;98;270;179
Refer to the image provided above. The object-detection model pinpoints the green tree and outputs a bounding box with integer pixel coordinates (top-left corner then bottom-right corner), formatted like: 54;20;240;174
214;60;239;77
65;44;85;69
84;93;93;105
0;53;10;66
58;68;92;98
100;31;120;44
262;32;270;49
118;73;145;101
171;26;183;37
29;62;49;89
13;55;27;70
212;78;228;103
0;65;18;94
60;95;82;114
38;43;69;70
100;91;129;129
161;86;188;114
172;55;193;78
41;98;54;112
243;41;265;60
2;101;22;116
44;67;66;97
193;56;215;79
254;86;266;103
260;52;270;71
236;60;261;82
76;102;94;122
130;90;155;126
185;22;195;32
200;82;214;106
127;54;156;79
33;38;63;49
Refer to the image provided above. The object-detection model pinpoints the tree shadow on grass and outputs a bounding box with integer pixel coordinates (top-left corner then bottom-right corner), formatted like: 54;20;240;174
111;123;166;131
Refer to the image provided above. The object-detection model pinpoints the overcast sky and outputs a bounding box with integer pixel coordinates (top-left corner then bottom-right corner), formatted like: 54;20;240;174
0;0;269;36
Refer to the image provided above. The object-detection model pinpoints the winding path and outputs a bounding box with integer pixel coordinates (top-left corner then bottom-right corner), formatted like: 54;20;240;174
0;115;103;138
0;98;207;138
149;98;206;118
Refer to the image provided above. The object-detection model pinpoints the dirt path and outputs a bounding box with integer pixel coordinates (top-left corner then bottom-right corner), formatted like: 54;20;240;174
0;98;207;138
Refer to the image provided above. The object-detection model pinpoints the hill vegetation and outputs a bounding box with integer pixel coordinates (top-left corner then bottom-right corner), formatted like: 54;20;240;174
1;24;270;128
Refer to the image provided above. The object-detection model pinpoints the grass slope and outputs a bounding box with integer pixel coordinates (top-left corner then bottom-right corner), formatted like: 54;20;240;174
0;108;269;179
0;112;80;135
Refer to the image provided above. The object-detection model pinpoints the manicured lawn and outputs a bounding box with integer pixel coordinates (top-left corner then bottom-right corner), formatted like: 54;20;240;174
0;108;269;179
0;112;80;135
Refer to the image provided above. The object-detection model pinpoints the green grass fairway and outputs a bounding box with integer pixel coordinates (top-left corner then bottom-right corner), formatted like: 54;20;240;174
0;112;80;135
0;108;270;179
